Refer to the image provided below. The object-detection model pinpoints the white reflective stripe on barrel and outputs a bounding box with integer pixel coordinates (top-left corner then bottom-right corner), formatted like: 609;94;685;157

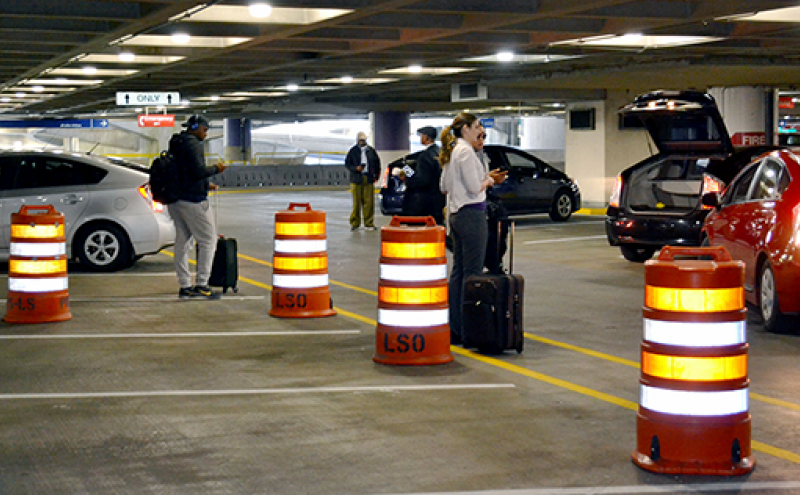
10;242;66;257
380;264;447;282
274;239;327;254
640;385;748;417
272;274;329;289
9;277;68;293
378;309;449;327
644;319;746;347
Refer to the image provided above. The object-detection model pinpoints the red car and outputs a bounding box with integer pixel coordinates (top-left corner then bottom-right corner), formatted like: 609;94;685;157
701;149;800;332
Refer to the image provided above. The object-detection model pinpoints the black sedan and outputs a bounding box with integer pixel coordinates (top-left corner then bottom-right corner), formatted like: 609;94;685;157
379;144;581;221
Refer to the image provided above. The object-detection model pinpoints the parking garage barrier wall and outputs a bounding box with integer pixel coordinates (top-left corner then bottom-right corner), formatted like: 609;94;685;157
5;205;71;323
270;203;336;318
374;216;452;365
214;165;350;188
633;246;752;476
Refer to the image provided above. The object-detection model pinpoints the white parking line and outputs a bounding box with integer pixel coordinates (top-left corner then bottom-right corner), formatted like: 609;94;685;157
392;481;800;494
523;235;607;245
0;383;516;400
516;220;605;229
0;330;361;340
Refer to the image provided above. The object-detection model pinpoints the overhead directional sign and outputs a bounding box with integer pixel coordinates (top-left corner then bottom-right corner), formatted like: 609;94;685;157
0;119;109;129
116;92;180;106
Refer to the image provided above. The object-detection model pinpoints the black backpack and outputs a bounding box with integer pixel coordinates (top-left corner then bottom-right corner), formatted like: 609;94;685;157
149;150;181;204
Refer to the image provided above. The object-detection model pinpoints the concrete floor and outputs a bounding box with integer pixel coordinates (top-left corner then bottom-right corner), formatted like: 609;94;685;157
1;189;800;494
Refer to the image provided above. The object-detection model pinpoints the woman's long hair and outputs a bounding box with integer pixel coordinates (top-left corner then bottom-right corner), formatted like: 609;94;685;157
439;112;478;167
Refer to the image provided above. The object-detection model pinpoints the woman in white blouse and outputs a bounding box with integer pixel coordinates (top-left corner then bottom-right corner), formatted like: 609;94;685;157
439;113;507;345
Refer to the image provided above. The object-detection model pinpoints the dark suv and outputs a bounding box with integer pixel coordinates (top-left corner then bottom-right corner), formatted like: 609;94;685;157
606;90;775;262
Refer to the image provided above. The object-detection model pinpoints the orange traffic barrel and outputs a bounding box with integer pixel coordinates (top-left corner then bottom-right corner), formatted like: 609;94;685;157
270;202;336;318
374;216;452;365
633;246;752;475
5;205;71;323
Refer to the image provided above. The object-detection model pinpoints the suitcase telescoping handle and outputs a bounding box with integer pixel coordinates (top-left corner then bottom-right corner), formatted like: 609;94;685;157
288;202;312;211
390;215;437;227
658;245;732;262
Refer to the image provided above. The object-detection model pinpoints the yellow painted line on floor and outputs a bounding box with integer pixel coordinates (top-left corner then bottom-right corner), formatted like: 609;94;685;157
161;249;800;464
527;333;800;413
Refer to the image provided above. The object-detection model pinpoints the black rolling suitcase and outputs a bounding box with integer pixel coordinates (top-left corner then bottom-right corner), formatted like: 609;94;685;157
200;193;239;294
462;222;524;354
208;235;238;293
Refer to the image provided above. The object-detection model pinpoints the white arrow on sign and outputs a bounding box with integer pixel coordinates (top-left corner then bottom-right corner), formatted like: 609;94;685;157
116;92;181;106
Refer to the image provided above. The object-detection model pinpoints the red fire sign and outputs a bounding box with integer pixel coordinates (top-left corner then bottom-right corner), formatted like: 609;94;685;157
779;97;795;109
731;132;767;147
138;114;175;127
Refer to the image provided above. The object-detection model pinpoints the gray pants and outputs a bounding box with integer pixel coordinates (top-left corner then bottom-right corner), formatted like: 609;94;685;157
168;199;217;288
448;207;488;341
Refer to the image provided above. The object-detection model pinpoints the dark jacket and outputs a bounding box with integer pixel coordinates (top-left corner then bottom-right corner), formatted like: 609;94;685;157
345;144;381;184
169;131;222;202
402;144;445;224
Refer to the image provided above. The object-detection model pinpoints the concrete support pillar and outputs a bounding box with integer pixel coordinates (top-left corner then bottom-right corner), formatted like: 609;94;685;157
564;91;651;208
224;118;252;164
370;111;410;165
708;86;778;146
63;137;79;152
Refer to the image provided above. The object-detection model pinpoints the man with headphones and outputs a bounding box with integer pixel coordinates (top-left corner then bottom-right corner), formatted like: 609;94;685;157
168;115;228;299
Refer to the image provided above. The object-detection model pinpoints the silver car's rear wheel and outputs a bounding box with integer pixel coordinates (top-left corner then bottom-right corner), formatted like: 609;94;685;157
75;223;132;272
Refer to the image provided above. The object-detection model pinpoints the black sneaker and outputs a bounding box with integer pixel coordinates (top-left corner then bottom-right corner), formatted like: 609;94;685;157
178;287;194;299
186;285;220;300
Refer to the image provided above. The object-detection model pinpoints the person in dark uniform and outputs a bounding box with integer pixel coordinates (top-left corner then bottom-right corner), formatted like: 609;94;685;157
397;126;445;225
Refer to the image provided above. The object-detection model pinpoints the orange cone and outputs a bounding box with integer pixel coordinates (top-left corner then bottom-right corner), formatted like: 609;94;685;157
374;216;452;365
5;205;71;323
270;202;336;318
633;246;753;475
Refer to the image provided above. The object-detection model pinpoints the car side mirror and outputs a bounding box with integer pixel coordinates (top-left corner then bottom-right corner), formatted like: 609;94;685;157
701;192;720;209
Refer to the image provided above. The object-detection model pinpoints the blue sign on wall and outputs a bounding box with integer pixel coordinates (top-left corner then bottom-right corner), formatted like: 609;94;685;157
0;119;109;129
480;118;495;129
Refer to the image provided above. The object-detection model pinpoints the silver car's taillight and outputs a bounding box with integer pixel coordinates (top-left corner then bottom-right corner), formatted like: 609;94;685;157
138;184;164;213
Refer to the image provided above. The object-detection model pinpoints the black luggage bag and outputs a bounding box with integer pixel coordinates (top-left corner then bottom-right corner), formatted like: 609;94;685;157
462;222;524;354
208;235;238;293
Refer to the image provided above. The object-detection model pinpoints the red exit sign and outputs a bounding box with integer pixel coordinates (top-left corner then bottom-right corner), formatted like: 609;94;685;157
138;114;175;127
731;132;767;147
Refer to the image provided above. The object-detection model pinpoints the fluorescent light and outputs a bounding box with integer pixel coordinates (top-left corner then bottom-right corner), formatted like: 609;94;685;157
380;67;474;76
551;34;722;49
287;84;299;92
497;51;514;62
118;52;136;62
32;86;44;93
26;78;103;86
249;3;272;18
719;7;800;23
186;5;351;24
122;34;251;49
14;93;25;98
463;54;578;64
210;95;220;101
315;77;396;85
341;75;353;83
50;68;138;77
172;33;191;44
82;66;97;75
83;54;185;64
0;98;10;103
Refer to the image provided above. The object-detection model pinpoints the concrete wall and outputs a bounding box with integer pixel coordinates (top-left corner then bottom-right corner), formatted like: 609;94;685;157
565;92;652;207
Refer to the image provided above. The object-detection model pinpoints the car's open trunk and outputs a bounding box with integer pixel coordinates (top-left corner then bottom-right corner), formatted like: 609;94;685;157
624;156;721;213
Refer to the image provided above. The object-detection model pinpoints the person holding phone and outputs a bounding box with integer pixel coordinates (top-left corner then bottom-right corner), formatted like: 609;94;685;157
439;113;507;345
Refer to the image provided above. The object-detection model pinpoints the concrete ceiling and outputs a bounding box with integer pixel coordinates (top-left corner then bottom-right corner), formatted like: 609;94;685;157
4;0;800;122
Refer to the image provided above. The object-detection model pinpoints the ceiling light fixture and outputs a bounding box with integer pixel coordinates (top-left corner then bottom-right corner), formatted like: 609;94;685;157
32;86;44;93
172;32;191;44
210;95;220;101
341;76;353;83
287;84;299;91
118;52;136;62
249;3;272;18
497;51;514;62
408;65;422;73
82;66;97;75
14;92;25;98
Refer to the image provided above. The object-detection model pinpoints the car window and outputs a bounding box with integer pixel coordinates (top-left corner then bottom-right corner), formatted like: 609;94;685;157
0;156;21;190
750;159;785;201
13;156;106;189
724;164;758;205
483;147;504;171
504;149;540;178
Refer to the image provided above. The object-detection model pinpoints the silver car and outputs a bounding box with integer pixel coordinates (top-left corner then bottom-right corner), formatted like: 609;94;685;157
0;150;174;272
